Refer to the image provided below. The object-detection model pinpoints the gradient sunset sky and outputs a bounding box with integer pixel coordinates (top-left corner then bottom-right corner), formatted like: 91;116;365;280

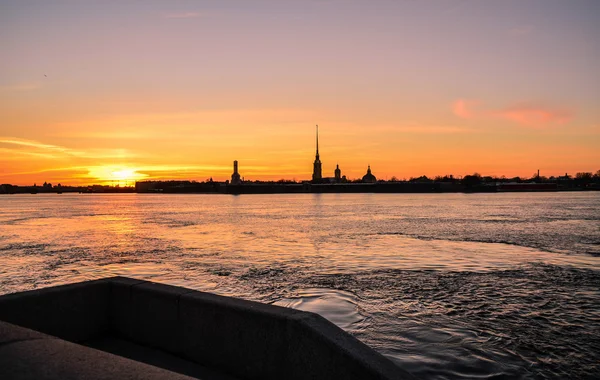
1;0;599;185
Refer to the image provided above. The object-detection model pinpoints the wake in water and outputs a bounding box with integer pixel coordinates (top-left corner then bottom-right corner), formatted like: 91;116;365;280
237;263;600;379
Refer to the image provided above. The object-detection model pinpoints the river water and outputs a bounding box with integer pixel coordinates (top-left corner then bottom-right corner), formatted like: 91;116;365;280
1;192;599;378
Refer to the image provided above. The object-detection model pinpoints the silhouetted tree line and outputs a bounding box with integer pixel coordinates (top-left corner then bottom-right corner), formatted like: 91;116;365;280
0;183;134;194
481;171;596;186
398;170;600;187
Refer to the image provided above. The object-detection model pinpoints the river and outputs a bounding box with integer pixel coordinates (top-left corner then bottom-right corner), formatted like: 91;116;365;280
1;192;599;378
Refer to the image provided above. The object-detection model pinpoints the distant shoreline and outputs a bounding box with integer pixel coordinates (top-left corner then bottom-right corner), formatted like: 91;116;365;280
2;182;599;195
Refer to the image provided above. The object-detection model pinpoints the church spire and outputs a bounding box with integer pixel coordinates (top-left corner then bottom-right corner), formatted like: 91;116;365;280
315;124;319;159
312;124;322;182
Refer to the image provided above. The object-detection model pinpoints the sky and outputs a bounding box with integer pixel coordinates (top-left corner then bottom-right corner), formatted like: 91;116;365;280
1;0;599;185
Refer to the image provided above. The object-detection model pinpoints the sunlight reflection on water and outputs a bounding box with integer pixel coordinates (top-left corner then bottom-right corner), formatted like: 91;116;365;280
1;192;600;379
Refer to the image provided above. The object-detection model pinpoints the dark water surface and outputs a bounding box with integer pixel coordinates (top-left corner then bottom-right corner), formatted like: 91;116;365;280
1;192;599;378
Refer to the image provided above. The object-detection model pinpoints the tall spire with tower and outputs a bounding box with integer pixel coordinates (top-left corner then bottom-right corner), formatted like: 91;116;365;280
312;125;322;182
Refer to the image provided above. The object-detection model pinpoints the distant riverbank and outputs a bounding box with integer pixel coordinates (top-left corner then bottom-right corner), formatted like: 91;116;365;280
4;173;599;195
5;182;597;194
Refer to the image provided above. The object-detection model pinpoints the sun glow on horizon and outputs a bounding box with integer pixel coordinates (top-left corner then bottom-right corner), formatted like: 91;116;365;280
111;169;137;181
85;166;148;186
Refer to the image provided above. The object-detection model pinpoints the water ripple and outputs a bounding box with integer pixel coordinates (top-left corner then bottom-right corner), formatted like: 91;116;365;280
1;192;599;379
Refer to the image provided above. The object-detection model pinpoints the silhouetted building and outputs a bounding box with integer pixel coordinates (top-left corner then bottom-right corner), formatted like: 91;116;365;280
312;125;322;183
334;164;341;182
231;160;241;185
362;165;377;183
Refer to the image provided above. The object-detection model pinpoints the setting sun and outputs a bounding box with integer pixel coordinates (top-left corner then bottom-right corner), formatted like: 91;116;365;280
83;166;148;185
111;169;136;181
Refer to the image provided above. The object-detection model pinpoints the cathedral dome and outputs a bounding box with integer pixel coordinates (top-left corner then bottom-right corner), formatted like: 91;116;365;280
362;165;377;183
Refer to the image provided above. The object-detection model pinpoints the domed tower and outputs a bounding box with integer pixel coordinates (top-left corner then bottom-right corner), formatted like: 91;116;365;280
362;165;377;183
334;164;341;182
231;160;241;185
312;125;322;183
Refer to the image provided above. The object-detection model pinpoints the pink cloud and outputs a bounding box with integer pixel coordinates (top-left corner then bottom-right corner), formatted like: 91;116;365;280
496;104;572;128
451;99;573;128
452;99;479;119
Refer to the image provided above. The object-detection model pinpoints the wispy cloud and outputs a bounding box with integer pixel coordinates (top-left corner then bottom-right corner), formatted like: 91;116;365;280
0;137;137;159
452;99;573;128
0;166;90;179
49;107;320;140
0;148;58;160
0;82;42;92
495;104;572;128
0;138;71;156
47;129;180;141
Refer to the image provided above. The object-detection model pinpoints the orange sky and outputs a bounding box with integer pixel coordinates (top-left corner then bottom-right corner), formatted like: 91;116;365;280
1;1;599;185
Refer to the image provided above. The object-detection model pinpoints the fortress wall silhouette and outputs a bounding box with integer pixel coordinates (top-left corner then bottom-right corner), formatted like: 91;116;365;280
0;277;413;380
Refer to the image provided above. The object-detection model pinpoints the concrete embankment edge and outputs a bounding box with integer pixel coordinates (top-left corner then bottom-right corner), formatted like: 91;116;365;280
0;277;414;380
